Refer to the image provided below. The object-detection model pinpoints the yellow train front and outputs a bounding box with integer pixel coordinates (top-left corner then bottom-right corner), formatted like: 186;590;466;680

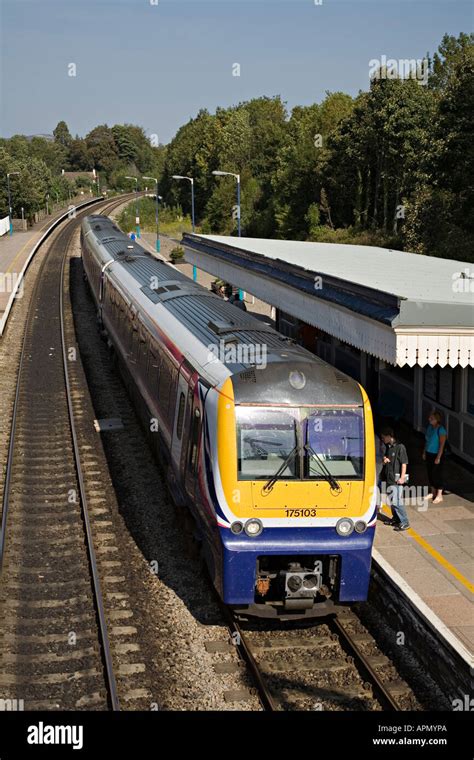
204;358;377;619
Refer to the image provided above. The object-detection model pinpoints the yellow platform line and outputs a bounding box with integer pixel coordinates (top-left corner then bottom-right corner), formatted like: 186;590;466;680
380;504;474;595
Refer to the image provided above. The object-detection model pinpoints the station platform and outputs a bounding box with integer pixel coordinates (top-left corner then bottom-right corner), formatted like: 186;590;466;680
0;198;90;327
374;422;474;665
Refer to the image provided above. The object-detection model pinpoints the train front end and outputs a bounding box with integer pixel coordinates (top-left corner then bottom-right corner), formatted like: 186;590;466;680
207;360;377;618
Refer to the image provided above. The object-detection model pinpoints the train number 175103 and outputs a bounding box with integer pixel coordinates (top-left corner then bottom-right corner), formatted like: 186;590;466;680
285;508;317;517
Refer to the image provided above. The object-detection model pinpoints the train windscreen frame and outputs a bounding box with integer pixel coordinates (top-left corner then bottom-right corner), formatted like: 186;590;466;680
235;405;364;481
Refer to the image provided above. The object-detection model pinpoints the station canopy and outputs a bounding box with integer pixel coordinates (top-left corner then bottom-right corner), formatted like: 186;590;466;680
182;234;474;369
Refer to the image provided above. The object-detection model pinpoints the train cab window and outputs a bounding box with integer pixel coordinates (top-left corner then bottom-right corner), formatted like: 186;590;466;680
236;407;298;480
303;407;364;479
176;392;185;440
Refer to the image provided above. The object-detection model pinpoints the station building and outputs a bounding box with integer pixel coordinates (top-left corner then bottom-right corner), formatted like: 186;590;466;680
182;234;474;466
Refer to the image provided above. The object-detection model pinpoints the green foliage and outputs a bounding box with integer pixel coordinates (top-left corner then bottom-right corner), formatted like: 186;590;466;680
68;138;93;171
170;245;185;263
85;125;119;174
116;197;194;237
53;120;72;147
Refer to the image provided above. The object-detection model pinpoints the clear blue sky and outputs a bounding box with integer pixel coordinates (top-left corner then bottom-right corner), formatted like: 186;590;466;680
1;0;472;144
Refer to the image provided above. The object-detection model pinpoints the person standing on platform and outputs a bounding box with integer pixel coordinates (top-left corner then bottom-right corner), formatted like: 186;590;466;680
375;433;384;509
231;292;247;311
423;410;447;504
380;427;410;531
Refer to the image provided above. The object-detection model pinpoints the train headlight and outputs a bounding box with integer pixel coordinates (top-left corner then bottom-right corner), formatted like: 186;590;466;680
287;575;302;592
336;518;354;537
289;370;306;390
355;520;367;533
302;574;319;590
244;519;263;537
230;521;244;535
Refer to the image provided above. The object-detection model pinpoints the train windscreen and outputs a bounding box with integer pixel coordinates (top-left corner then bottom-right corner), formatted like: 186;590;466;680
236;407;298;480
304;408;364;479
236;406;364;481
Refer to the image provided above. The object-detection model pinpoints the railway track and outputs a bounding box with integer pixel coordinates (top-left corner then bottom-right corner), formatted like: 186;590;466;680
0;197;131;710
220;607;422;711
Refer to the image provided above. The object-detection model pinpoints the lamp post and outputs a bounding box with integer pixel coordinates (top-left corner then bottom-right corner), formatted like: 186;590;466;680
125;176;140;238
212;170;242;297
172;175;196;280
212;170;241;237
6;172;19;235
142;177;161;252
46;193;50;216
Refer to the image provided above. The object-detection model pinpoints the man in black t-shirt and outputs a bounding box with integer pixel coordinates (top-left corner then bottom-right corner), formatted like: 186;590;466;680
380;427;410;531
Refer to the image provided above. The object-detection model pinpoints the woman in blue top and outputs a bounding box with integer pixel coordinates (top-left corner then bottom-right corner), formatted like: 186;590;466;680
423;410;447;504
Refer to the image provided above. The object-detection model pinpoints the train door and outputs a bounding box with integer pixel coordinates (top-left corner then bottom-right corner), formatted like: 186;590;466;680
128;306;139;365
171;364;190;470
182;375;201;499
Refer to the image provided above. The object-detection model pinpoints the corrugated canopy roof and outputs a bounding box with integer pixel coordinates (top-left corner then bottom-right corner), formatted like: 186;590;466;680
183;233;474;368
196;235;473;308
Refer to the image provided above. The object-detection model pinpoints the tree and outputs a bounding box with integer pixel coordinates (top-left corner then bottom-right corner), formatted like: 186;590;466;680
29;137;68;175
404;37;474;260
85;125;118;174
429;32;474;92
53;120;72;147
273;93;353;238
68;138;92;171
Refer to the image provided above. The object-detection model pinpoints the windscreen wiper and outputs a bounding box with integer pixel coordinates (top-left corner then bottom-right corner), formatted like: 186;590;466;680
262;444;299;493
243;437;282;457
304;441;342;494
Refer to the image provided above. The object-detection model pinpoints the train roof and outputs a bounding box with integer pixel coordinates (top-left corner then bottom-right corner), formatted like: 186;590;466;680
82;215;363;406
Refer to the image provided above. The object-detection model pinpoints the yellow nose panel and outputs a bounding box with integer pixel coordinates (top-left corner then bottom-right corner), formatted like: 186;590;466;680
216;379;376;521
251;481;351;513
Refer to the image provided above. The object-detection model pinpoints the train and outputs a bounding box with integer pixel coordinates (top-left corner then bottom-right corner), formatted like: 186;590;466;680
81;215;377;619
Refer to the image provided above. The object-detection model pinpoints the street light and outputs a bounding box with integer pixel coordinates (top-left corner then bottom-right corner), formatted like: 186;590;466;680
212;170;242;297
142;177;162;253
125;176;140;238
6;172;19;236
172;175;196;280
212;170;241;237
46;193;50;216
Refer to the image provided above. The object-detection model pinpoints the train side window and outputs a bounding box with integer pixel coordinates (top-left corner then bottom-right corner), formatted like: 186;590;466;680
176;393;185;440
138;324;148;366
188;408;201;473
158;354;171;412
168;367;178;427
130;329;139;363
148;347;160;375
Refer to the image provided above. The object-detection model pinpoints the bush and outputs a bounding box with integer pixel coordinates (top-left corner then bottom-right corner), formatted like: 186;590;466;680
170;245;185;263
